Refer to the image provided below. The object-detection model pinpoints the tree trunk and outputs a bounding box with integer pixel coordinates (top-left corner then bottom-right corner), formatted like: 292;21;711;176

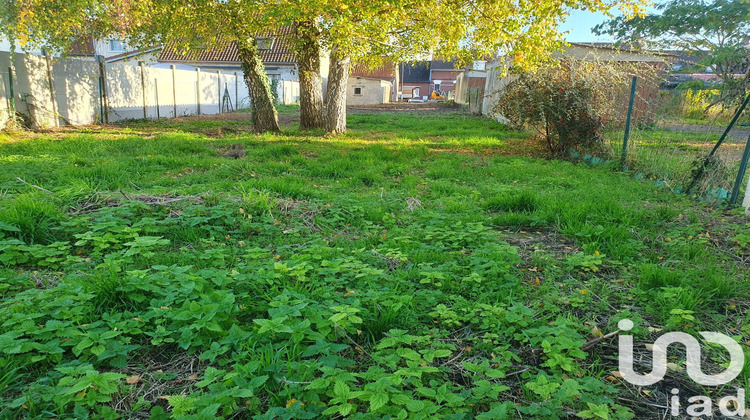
294;20;324;130
237;40;280;133
325;44;351;134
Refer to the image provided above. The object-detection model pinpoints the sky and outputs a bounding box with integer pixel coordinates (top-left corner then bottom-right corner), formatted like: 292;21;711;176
560;5;660;42
560;6;661;43
560;10;616;42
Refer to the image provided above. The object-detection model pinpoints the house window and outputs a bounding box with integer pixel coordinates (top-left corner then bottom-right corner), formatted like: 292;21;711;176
109;39;126;52
353;87;363;95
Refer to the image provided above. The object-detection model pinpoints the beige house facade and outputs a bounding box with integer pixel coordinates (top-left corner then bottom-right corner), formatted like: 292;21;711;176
347;76;392;106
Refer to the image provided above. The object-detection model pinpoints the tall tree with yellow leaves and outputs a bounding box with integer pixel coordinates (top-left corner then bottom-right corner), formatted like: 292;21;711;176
1;0;650;134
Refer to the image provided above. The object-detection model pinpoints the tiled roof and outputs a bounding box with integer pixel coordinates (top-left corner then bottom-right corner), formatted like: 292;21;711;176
401;62;430;82
158;27;296;64
570;42;673;57
430;60;458;70
351;62;396;80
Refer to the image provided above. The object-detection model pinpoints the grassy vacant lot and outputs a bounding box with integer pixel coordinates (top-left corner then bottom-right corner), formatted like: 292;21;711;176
0;112;748;419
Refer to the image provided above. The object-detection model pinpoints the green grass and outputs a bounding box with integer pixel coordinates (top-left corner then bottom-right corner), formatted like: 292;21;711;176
605;127;746;195
0;112;748;418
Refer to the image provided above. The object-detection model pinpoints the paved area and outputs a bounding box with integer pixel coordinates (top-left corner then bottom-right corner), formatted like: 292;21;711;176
660;123;750;142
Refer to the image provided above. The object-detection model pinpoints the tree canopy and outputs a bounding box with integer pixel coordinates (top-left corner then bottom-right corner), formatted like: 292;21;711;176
3;0;651;68
1;0;653;132
594;0;750;104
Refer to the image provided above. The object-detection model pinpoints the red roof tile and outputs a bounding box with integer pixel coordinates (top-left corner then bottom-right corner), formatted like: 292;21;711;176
351;62;396;80
157;27;296;65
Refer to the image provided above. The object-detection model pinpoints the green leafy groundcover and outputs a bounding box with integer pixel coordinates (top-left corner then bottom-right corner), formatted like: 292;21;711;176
0;114;747;419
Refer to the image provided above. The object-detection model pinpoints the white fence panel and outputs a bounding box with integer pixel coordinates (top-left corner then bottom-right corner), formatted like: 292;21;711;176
0;51;274;129
105;61;147;122
149;66;175;119
55;59;100;126
198;70;220;116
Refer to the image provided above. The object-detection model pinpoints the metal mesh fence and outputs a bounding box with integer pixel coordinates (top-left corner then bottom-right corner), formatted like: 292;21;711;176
610;76;749;205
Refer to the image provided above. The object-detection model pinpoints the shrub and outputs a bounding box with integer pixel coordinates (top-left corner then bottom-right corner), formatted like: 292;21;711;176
496;69;605;156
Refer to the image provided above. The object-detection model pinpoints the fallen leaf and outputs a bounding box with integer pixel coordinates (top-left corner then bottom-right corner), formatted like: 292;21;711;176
591;326;604;338
125;375;141;385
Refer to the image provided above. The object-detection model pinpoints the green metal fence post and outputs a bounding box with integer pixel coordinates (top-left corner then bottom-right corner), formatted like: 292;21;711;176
621;76;637;171
685;93;750;194
730;131;750;205
709;93;750;158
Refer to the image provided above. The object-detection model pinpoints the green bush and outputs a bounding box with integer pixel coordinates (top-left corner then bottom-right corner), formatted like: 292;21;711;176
496;69;605;156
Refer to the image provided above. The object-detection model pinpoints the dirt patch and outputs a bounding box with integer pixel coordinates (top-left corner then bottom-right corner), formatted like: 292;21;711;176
500;228;581;281
215;143;247;159
110;352;205;418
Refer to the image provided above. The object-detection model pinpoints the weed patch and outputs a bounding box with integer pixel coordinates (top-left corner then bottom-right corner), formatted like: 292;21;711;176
0;112;747;419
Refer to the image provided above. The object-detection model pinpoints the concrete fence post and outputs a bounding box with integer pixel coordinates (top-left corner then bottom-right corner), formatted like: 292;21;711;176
97;56;109;124
154;79;160;119
196;67;201;115
7;66;15;124
171;65;177;118
234;72;238;109
217;71;222;113
139;61;147;119
43;51;59;127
